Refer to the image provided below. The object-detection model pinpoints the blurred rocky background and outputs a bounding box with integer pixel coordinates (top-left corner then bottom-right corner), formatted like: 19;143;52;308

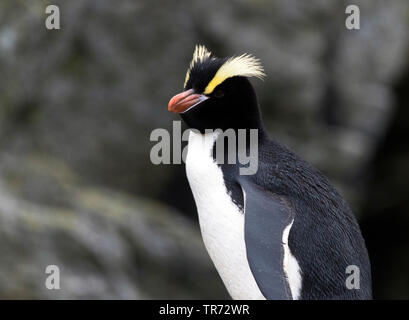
0;0;408;299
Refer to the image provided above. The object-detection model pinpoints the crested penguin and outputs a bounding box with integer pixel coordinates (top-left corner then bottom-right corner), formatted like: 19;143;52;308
168;45;372;300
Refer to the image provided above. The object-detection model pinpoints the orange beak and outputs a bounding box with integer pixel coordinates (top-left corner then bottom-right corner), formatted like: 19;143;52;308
168;89;207;113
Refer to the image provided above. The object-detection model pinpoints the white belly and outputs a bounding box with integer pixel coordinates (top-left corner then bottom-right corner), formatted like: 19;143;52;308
185;130;265;300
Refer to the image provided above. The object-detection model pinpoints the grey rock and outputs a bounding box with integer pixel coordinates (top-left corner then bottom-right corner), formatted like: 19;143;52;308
0;153;227;299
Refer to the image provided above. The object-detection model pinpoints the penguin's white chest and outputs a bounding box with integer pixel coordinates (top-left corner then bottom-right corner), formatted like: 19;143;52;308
185;131;265;300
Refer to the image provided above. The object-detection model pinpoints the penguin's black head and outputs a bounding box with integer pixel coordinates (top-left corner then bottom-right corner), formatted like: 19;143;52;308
168;45;266;132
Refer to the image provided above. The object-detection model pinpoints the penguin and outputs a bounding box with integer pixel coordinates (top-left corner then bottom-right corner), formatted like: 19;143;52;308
168;45;372;300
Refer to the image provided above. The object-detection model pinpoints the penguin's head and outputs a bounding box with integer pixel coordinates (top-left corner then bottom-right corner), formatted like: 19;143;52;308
168;45;266;132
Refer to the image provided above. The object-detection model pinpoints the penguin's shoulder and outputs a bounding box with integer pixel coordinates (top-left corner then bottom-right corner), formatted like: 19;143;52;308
256;139;348;213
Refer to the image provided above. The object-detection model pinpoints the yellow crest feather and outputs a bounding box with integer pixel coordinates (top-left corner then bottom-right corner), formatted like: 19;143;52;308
204;54;265;94
184;45;266;93
184;45;212;88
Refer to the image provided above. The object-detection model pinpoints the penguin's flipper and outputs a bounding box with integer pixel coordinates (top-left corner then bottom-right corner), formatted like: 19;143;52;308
240;178;295;300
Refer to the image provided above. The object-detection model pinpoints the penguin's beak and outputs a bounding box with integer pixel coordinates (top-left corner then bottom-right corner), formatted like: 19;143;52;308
168;89;208;113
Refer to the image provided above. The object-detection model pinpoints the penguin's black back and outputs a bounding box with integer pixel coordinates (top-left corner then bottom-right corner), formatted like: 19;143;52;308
254;138;372;299
217;135;372;299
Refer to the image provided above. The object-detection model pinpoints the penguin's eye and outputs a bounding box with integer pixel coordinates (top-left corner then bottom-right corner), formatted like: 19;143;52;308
214;89;225;98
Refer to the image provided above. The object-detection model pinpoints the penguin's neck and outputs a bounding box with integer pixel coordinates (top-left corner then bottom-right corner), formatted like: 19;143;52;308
226;80;268;140
227;104;268;143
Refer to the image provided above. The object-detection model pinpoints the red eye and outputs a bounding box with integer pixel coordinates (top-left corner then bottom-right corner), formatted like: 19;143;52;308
214;89;225;98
